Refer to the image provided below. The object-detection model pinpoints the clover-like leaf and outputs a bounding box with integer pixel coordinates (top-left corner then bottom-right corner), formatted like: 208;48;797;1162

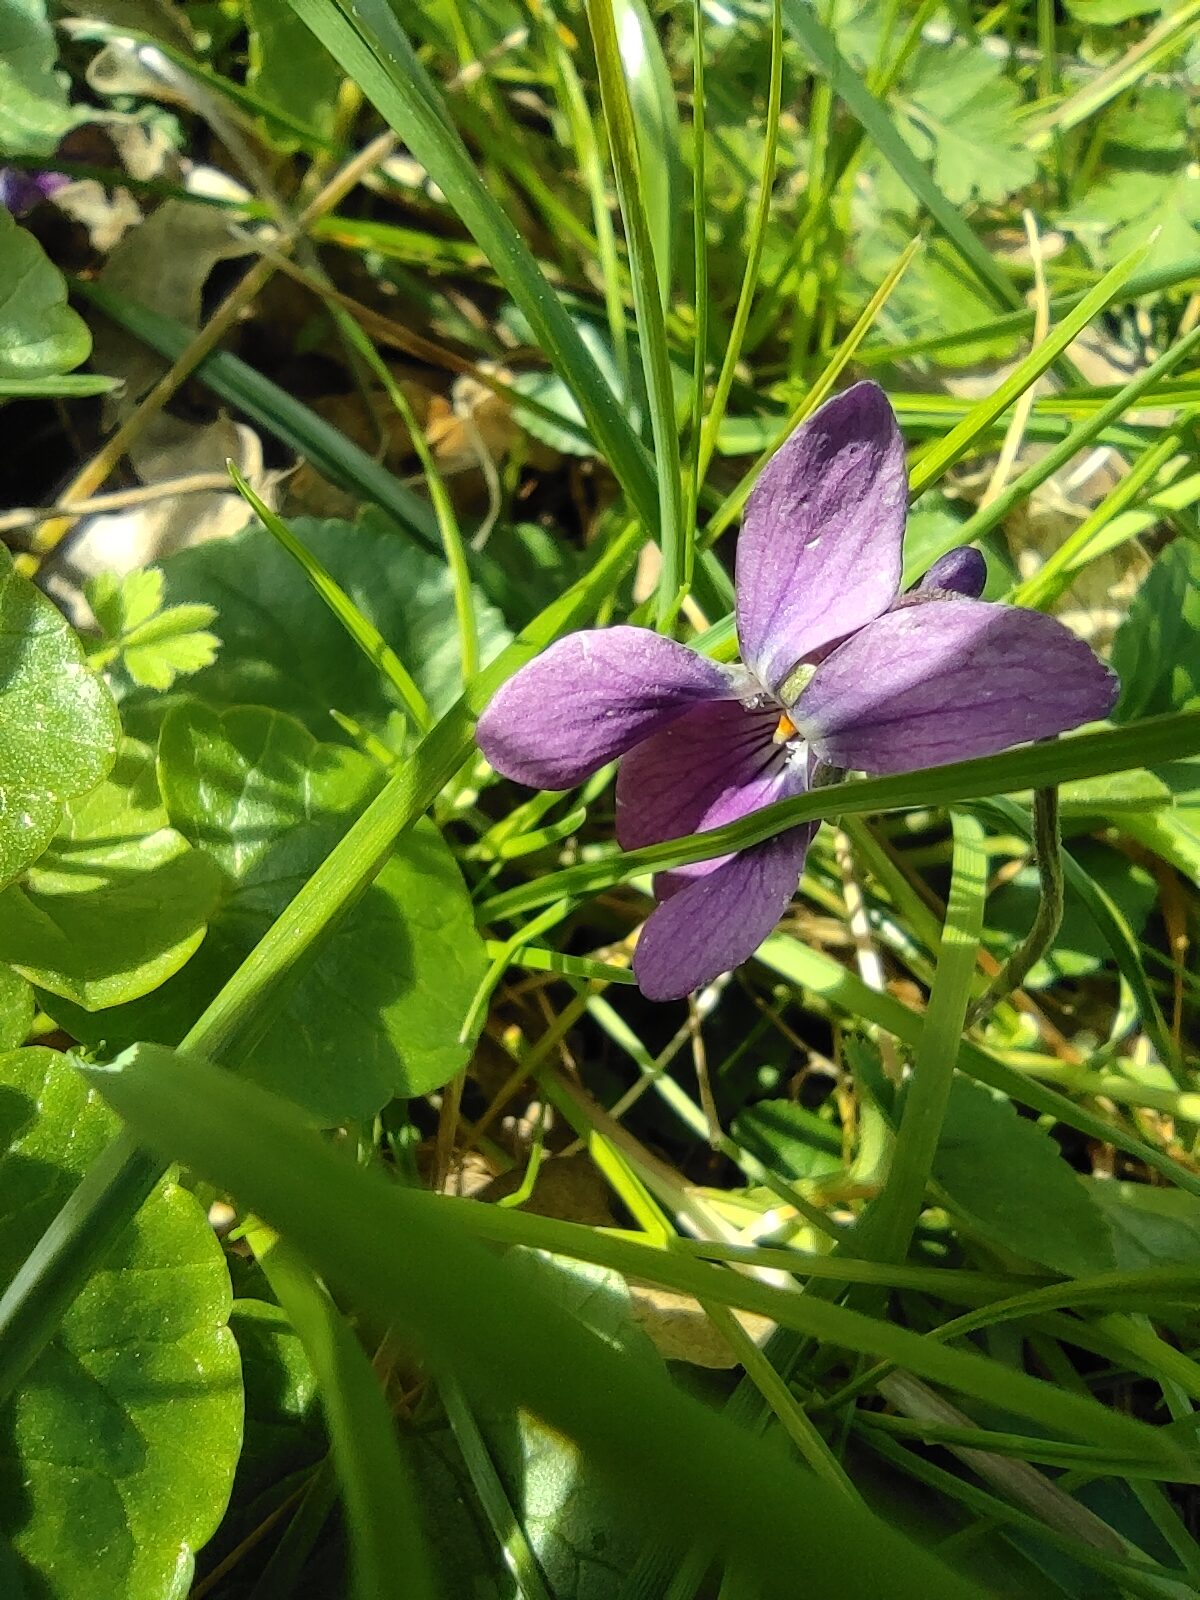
86;567;220;691
893;43;1037;206
0;545;120;889
0;1046;241;1598
0;739;226;1009
44;705;488;1122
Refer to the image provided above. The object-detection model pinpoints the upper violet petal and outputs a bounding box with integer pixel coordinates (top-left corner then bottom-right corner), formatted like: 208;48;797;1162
736;381;907;693
633;809;816;1001
476;625;736;790
917;546;987;599
793;598;1119;775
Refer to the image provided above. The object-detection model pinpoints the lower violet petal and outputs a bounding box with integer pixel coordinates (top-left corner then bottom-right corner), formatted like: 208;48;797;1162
476;626;737;790
633;820;816;1001
793;598;1119;775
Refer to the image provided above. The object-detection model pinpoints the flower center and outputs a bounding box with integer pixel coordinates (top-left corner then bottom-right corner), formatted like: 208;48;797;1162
772;712;799;745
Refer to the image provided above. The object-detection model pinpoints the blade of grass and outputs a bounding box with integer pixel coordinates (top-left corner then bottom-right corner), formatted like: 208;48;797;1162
476;711;1200;920
229;468;433;732
86;1044;982;1600
587;0;687;619
283;0;659;530
695;0;783;488
86;1044;1189;1468
781;0;1020;310
860;812;987;1264
907;236;1156;498
250;1229;436;1600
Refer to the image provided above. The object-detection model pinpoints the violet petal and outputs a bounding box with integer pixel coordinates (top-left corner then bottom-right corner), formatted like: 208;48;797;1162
633;809;816;1001
736;381;907;694
917;546;987;599
793;598;1119;775
476;625;737;790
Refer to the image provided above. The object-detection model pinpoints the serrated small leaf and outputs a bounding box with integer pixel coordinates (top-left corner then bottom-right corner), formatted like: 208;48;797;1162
47;705;488;1122
0;739;225;1008
124;628;221;690
895;45;1036;206
0;207;90;380
0;1046;241;1599
85;566;165;638
930;1080;1116;1275
0;545;119;888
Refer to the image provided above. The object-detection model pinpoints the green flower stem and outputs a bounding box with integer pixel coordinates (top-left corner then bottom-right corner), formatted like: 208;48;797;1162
966;788;1063;1029
0;519;644;1407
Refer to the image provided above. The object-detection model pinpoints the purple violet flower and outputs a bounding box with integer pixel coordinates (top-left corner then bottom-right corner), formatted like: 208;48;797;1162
0;169;68;216
477;382;1118;1001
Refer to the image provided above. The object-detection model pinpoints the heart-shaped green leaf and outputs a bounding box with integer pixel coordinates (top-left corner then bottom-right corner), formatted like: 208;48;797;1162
0;1046;241;1598
47;705;487;1122
0;545;120;889
0;739;226;1009
0;208;90;382
0;0;73;158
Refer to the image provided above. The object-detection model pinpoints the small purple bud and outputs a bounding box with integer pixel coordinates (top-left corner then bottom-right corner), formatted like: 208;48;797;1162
918;546;987;599
0;169;69;217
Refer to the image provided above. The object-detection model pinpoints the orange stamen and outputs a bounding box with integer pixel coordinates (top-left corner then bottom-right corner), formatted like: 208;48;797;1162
773;712;798;745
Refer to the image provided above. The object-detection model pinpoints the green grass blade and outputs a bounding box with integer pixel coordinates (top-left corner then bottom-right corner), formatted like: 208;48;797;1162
587;0;687;617
283;0;659;532
864;812;988;1263
612;0;684;307
477;711;1200;920
87;1044;980;1600
907;237;1156;499
695;0;783;488
229;467;433;732
253;1233;437;1600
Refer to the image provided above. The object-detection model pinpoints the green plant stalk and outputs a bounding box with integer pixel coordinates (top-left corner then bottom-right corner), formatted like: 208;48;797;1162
863;813;987;1264
695;0;783;487
967;789;1062;1027
283;0;660;531
477;710;1200;921
907;237;1154;497
905;321;1200;583
586;0;687;621
0;519;645;1407
543;12;631;394
1012;421;1193;609
251;1228;436;1600
337;309;480;681
439;1372;556;1600
701;237;921;552
685;0;709;546
229;468;433;731
84;1045;1188;1467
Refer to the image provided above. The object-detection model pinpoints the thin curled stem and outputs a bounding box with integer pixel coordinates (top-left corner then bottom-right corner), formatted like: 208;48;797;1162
967;787;1063;1028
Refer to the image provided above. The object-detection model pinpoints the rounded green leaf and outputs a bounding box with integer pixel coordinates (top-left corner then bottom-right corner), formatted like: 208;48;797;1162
0;208;90;381
0;545;120;889
0;1046;242;1598
0;740;226;1009
47;705;487;1122
0;0;73;158
0;966;31;1049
